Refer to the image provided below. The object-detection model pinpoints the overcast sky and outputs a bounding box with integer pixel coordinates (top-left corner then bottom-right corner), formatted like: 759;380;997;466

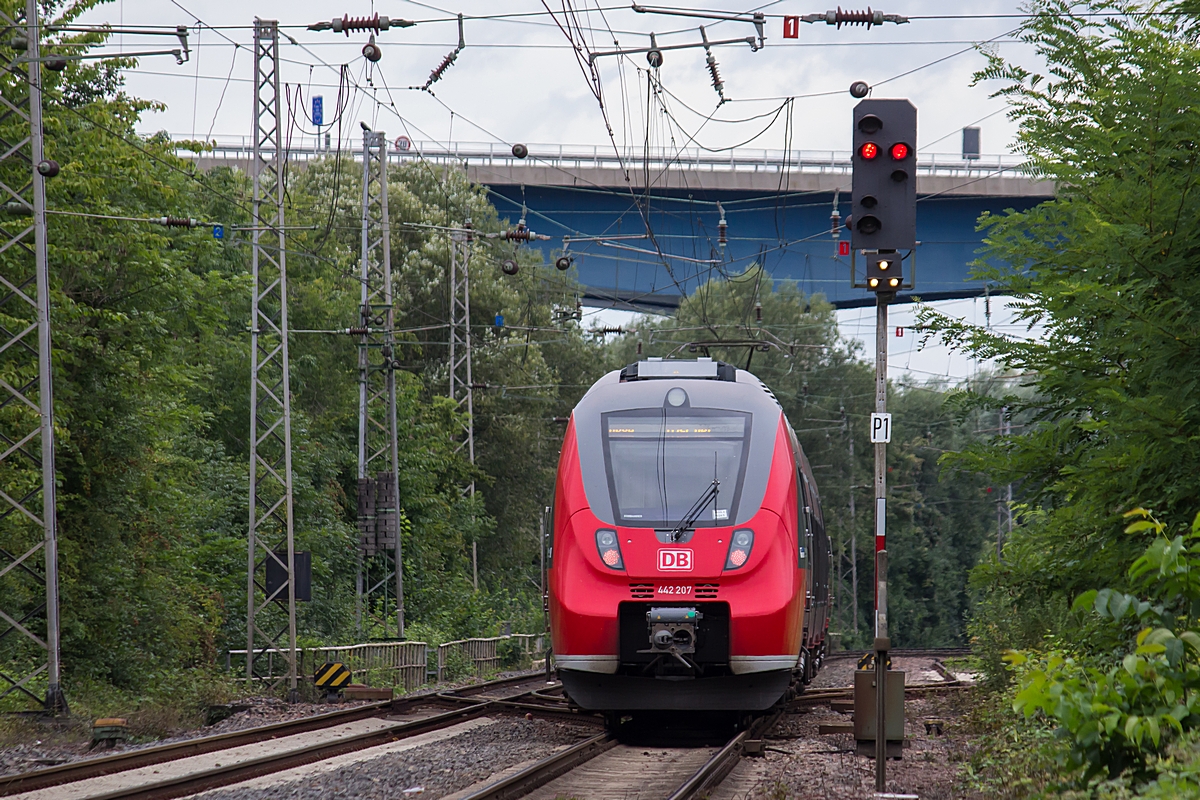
74;1;1044;381
80;1;1036;154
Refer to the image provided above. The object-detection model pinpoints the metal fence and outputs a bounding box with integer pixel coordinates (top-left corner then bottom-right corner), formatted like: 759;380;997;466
434;633;545;682
227;641;427;691
227;633;545;691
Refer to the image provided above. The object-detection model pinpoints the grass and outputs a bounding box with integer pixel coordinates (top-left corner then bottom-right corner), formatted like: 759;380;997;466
0;668;248;750
954;687;1069;799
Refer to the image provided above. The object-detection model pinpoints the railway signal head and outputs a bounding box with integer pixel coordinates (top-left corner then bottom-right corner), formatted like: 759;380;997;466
852;98;917;253
865;253;902;292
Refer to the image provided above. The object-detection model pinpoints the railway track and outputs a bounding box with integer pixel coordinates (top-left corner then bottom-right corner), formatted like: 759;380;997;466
457;652;972;799
790;655;971;709
0;672;597;800
824;647;974;660
1;651;973;800
458;712;782;800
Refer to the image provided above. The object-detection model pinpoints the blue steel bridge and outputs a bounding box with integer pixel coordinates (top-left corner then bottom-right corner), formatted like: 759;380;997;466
192;140;1054;311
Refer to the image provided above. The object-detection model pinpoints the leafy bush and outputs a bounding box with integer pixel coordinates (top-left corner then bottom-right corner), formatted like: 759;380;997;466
1008;510;1200;785
960;687;1068;799
440;647;474;683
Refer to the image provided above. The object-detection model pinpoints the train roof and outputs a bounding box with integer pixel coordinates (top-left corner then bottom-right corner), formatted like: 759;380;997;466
571;359;796;528
584;359;783;411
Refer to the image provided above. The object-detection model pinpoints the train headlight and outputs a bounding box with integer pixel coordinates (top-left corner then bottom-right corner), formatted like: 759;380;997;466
724;528;754;570
595;529;624;570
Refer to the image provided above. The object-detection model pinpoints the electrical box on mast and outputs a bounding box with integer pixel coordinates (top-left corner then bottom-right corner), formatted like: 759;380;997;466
851;99;917;255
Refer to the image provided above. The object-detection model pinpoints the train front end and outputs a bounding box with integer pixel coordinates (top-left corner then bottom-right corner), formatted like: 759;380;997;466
548;358;804;712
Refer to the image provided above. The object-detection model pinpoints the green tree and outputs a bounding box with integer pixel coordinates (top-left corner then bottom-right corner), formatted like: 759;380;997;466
918;0;1200;673
0;0;602;708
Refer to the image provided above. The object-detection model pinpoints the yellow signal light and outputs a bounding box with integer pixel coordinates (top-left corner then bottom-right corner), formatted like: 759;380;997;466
868;278;880;288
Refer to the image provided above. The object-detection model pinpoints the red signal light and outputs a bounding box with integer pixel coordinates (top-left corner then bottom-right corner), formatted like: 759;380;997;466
890;142;910;160
860;142;879;160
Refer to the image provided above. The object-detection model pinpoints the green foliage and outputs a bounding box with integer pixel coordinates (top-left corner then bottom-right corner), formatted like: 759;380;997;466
960;687;1068;799
440;647;474;683
0;0;596;709
1006;510;1200;786
920;0;1200;603
911;7;1200;790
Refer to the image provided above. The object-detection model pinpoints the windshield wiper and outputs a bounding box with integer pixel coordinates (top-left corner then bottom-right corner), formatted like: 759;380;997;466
669;478;719;542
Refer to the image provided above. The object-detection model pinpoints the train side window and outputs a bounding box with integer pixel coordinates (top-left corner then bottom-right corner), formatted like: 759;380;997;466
799;472;816;569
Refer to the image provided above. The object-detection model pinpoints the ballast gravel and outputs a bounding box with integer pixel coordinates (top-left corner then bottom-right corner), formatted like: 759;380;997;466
0;696;381;777
197;717;595;800
0;672;539;778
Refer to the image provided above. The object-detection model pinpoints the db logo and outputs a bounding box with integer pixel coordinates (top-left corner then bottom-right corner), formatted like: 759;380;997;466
658;549;693;571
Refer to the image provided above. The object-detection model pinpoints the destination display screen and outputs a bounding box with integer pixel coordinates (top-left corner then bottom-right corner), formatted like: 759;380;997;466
605;416;746;439
602;409;752;528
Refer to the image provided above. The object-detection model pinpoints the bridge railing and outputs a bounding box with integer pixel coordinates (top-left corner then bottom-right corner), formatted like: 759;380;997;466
181;136;1029;179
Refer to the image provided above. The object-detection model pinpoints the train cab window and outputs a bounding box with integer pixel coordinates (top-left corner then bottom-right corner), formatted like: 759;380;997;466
601;409;752;528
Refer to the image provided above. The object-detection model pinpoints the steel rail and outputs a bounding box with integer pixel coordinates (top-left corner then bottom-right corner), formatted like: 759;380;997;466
824;647;973;660
666;712;782;800
105;701;527;800
0;702;389;797
459;733;617;800
788;681;972;710
491;699;605;726
44;688;546;800
462;710;783;800
0;671;547;797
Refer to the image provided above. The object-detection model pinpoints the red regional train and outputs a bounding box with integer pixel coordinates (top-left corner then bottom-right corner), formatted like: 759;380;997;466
548;357;831;712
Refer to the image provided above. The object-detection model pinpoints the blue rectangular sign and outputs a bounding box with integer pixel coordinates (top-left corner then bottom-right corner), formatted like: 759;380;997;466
312;96;324;127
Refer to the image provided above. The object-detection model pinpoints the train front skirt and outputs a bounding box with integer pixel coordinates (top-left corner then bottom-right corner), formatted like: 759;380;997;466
557;668;794;711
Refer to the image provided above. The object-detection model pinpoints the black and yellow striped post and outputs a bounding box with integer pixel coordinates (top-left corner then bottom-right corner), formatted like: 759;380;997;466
315;661;351;701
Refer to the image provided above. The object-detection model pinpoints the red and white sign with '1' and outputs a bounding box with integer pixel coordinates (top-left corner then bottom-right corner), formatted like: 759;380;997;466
658;549;693;571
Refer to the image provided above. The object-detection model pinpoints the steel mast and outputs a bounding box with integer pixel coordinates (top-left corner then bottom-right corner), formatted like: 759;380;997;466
448;230;477;588
245;18;298;699
0;0;65;714
355;129;403;637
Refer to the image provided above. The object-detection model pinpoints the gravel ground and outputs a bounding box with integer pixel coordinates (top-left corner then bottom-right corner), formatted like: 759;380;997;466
0;671;541;778
715;691;979;799
195;717;595;800
808;654;954;690
0;696;392;778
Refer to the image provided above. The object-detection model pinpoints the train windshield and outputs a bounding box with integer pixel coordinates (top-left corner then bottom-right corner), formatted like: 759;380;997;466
601;409;752;528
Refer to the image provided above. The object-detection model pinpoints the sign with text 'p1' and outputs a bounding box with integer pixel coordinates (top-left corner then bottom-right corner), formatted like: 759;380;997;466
870;412;892;444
